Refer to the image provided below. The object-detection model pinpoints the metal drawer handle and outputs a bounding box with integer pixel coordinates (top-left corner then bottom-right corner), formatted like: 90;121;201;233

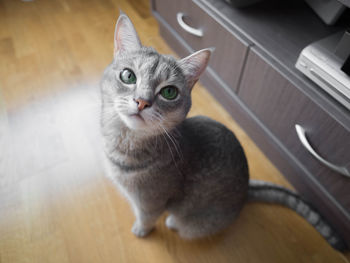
295;124;350;178
176;12;203;37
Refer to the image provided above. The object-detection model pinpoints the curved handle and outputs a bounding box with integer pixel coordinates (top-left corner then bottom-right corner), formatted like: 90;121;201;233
295;124;350;178
176;12;203;37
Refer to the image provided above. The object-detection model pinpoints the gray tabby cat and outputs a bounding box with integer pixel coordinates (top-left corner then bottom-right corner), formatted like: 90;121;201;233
100;13;346;251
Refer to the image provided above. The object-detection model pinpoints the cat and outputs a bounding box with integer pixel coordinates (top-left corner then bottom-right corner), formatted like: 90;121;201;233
100;13;346;251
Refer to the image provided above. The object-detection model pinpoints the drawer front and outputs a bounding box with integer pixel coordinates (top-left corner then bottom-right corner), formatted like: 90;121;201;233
238;48;350;211
153;0;249;92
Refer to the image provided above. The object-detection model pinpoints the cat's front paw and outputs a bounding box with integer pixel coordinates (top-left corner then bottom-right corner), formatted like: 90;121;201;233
165;215;178;231
132;223;153;238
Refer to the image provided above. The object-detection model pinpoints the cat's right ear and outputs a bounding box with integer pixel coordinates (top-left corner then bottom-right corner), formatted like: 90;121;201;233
114;12;142;57
178;48;213;89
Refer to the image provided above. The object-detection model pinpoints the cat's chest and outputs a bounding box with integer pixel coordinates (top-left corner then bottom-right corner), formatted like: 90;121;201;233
115;169;178;204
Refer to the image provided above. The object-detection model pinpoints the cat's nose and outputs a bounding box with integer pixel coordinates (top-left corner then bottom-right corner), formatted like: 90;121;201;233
134;98;151;111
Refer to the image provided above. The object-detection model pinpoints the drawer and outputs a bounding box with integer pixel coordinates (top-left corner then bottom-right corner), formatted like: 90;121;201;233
153;0;249;92
238;48;350;212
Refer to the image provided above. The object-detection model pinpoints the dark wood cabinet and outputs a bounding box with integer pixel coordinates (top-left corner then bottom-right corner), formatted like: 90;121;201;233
154;0;249;92
239;48;350;211
152;0;350;247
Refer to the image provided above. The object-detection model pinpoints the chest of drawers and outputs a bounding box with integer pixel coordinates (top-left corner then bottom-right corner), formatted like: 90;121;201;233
152;0;350;246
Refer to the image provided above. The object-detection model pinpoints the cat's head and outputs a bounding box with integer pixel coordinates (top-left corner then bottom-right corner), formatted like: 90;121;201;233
101;13;212;136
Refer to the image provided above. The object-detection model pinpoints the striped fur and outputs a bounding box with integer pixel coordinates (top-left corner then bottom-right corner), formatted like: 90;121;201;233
248;180;347;251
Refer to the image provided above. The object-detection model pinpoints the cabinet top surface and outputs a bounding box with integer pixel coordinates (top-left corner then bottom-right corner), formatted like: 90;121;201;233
197;0;350;128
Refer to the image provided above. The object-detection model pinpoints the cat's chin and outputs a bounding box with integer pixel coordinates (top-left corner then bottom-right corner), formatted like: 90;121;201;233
119;113;151;132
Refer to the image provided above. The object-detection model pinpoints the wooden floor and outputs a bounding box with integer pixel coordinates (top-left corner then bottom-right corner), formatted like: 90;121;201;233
0;0;349;262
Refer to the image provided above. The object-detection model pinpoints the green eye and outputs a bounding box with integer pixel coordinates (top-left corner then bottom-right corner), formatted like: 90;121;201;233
160;86;178;100
120;69;136;84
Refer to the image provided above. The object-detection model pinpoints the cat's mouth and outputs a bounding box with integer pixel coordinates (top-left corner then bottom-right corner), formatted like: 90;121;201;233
119;112;150;130
129;113;144;122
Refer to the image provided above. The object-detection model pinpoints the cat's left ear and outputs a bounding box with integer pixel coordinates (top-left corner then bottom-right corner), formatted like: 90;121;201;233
114;12;142;57
178;48;213;89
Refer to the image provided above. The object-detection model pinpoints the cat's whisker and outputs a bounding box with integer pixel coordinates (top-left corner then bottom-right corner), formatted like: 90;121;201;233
153;112;164;123
147;119;163;144
145;111;183;162
159;127;181;173
146;112;162;124
114;103;129;108
159;124;184;163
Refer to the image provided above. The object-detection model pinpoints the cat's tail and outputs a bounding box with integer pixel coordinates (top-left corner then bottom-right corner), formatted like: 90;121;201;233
248;179;347;251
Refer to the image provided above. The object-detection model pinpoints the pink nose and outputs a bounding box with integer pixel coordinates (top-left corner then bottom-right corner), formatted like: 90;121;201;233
135;98;151;111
